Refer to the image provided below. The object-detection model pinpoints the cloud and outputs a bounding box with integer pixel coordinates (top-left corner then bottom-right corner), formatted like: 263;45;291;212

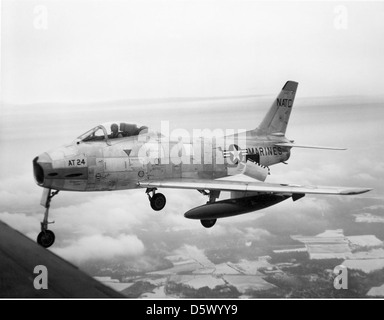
52;234;145;264
50;189;205;238
252;196;333;236
0;174;43;212
174;244;214;267
364;205;384;211
243;227;271;241
53;192;149;236
0;211;40;239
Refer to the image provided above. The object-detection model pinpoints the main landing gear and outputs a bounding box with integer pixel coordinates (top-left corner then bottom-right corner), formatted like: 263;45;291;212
146;188;166;211
37;189;59;248
197;189;220;228
145;188;219;229
200;219;217;228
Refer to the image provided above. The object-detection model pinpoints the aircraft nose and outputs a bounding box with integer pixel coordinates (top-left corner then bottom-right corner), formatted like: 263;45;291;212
33;153;53;186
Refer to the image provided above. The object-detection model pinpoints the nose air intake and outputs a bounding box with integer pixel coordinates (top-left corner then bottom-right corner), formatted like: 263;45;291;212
33;156;45;185
33;152;52;186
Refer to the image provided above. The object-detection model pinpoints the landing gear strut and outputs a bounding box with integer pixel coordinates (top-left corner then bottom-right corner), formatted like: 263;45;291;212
146;188;166;211
198;189;220;204
37;189;59;248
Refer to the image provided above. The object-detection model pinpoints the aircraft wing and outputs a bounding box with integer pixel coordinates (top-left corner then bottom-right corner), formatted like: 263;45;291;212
138;178;371;195
0;220;124;298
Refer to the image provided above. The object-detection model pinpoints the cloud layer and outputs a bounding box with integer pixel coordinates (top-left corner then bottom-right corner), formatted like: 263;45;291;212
52;234;145;264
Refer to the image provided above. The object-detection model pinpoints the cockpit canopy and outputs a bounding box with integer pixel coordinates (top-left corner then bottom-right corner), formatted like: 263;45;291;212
78;122;148;142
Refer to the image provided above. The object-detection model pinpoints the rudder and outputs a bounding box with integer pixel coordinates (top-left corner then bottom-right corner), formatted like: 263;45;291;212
255;81;298;135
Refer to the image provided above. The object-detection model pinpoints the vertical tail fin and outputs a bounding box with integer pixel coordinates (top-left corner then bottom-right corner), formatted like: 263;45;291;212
255;81;298;136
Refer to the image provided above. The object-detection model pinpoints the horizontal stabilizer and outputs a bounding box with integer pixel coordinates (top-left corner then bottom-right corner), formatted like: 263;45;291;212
275;143;346;151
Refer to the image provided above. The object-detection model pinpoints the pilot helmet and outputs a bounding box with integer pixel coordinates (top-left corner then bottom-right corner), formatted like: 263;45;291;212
111;123;118;132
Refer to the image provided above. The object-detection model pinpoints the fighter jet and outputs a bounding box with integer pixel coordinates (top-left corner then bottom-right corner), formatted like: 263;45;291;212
33;81;371;248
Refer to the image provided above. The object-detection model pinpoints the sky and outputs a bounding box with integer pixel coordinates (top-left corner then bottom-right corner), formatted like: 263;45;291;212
2;0;384;104
0;0;384;286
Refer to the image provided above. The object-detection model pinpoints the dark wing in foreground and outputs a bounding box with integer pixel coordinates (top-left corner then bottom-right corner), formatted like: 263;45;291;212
0;220;123;298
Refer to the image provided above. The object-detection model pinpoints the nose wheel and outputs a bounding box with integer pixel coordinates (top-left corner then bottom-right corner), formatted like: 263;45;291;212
146;188;166;211
37;189;59;248
37;230;55;248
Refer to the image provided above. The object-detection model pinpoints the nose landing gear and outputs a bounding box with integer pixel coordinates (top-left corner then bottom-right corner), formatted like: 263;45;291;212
37;189;59;248
37;229;55;248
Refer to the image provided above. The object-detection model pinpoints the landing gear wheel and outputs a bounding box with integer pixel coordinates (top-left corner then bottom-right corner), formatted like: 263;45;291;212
37;189;59;248
200;219;217;228
37;230;55;248
150;193;166;211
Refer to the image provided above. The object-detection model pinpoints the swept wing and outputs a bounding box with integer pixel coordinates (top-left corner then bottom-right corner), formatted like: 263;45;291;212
138;178;371;196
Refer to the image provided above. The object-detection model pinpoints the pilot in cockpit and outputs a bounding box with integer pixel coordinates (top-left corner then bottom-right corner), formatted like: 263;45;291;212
109;123;123;139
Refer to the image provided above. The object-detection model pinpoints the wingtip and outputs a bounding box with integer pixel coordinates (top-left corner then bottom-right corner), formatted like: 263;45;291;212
340;188;373;195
